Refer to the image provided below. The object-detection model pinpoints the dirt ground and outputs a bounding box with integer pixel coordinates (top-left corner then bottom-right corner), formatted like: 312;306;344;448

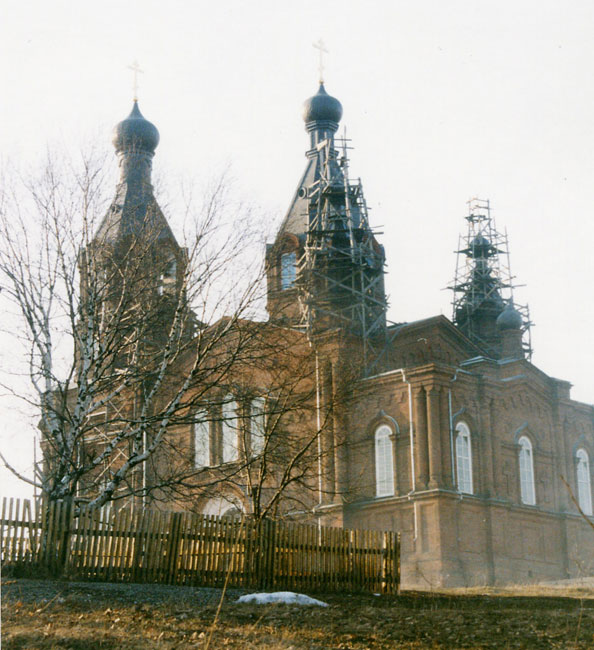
2;578;594;649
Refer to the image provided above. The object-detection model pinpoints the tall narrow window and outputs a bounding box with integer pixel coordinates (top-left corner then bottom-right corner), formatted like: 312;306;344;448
455;422;473;494
221;396;238;463
193;411;210;468
250;397;266;456
576;449;593;516
375;425;395;497
280;252;296;290
158;256;177;295
518;436;536;505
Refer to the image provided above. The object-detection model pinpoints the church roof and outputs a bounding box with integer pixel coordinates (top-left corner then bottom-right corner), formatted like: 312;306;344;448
94;191;176;245
277;155;341;238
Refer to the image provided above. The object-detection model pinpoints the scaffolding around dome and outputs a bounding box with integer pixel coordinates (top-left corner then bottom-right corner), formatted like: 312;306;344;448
449;198;532;360
295;134;388;375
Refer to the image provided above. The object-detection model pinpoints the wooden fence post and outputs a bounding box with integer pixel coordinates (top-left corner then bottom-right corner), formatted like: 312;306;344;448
57;498;74;576
165;511;183;584
396;532;401;594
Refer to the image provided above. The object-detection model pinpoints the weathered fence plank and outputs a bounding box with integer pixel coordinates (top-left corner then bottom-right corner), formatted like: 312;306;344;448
1;497;400;594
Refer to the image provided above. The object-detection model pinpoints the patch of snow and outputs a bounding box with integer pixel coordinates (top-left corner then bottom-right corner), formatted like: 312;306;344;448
236;591;328;607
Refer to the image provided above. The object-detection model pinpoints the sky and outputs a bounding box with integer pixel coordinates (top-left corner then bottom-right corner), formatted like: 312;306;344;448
1;0;594;499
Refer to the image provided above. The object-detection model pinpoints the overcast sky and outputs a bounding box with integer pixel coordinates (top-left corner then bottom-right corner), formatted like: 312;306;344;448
2;0;593;499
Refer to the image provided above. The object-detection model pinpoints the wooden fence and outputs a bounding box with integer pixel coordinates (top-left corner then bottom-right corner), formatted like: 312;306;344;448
1;497;400;594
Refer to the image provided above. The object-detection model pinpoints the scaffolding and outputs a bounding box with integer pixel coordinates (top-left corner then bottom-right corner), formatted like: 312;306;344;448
449;198;532;359
296;135;388;374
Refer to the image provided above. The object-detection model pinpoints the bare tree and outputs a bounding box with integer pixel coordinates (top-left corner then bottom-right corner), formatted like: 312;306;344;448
561;476;594;533
0;151;266;510
0;149;357;523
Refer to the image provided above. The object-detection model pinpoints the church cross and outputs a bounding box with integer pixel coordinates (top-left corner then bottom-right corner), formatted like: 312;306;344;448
313;39;328;83
128;60;144;101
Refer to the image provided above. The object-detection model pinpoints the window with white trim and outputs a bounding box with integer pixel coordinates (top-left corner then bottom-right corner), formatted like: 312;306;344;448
250;397;266;456
221;396;238;463
280;252;296;290
375;425;395;497
518;436;536;505
455;422;473;494
576;448;593;516
193;411;210;468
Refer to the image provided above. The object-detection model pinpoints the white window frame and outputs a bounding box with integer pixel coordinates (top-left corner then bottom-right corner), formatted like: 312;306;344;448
193;410;210;468
576;448;593;516
280;252;297;290
518;435;536;505
455;422;473;494
221;396;238;463
250;396;266;456
375;424;395;497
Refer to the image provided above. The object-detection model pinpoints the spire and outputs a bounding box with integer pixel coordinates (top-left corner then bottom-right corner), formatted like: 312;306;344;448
93;102;175;247
274;83;344;241
84;99;192;350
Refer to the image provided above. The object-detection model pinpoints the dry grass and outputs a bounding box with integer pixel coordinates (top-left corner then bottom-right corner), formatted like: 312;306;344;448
2;578;594;649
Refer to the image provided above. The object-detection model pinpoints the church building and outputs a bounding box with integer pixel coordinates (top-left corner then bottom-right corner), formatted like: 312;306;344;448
90;80;594;588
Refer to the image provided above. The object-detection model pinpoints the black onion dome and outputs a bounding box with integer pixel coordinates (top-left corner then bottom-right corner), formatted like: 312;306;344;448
112;101;160;153
302;83;343;124
496;303;523;330
469;234;492;258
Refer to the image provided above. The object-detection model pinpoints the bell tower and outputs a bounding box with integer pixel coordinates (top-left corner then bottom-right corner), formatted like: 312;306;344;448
266;82;388;372
83;101;193;358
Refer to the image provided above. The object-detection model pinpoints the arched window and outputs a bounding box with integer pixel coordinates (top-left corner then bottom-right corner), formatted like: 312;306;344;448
221;506;243;521
203;497;243;519
455;422;473;494
280;252;296;290
375;425;395;497
518;436;536;505
221;396;238;463
576;449;593;516
250;397;266;456
193;410;210;468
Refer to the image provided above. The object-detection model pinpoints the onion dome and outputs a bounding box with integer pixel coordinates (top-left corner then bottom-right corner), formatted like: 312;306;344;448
302;83;343;124
112;101;160;153
469;234;492;258
496;303;523;331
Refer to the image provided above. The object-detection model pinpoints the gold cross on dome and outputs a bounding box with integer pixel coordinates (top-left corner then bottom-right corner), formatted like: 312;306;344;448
313;39;328;83
128;60;144;101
